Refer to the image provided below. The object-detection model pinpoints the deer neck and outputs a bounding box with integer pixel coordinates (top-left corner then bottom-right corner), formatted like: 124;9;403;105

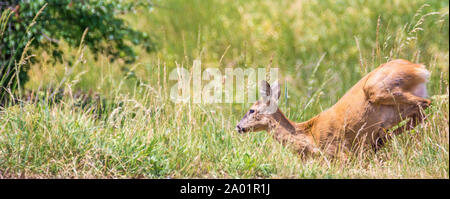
267;109;297;135
266;109;318;154
267;109;314;139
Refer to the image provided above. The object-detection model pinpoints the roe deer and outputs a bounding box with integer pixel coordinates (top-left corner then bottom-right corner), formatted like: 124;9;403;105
236;59;431;158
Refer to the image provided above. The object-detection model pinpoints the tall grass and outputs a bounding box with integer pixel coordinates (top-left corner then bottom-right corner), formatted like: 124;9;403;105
0;0;448;178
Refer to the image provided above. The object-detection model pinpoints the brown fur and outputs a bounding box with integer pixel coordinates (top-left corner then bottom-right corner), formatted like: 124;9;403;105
236;59;431;158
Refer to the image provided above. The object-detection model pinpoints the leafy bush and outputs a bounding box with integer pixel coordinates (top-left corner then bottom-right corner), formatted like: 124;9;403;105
0;0;154;101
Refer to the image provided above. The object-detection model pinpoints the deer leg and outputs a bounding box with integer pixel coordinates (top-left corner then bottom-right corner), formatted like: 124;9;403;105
391;107;427;135
319;135;351;160
364;72;431;107
373;104;427;151
366;87;431;107
291;134;320;158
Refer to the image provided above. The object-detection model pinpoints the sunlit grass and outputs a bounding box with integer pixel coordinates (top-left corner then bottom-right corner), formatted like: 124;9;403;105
0;0;448;178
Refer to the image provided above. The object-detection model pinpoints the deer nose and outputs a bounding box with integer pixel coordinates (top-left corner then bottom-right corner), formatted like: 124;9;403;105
236;125;243;133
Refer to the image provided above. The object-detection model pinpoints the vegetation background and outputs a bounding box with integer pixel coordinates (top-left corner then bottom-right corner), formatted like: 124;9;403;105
0;0;448;178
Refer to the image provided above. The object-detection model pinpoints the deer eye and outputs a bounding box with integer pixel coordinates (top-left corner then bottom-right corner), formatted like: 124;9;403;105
249;109;255;114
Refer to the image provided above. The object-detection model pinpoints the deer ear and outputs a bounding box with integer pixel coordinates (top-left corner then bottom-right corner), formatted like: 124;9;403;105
271;81;281;100
259;80;280;114
260;80;271;98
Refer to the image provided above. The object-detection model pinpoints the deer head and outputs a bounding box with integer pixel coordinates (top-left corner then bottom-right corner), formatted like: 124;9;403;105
236;80;281;133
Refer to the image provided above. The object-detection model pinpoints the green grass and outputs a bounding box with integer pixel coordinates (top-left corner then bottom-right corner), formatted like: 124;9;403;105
0;0;448;178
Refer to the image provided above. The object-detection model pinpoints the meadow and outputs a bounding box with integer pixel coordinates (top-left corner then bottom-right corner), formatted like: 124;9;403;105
0;0;448;178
